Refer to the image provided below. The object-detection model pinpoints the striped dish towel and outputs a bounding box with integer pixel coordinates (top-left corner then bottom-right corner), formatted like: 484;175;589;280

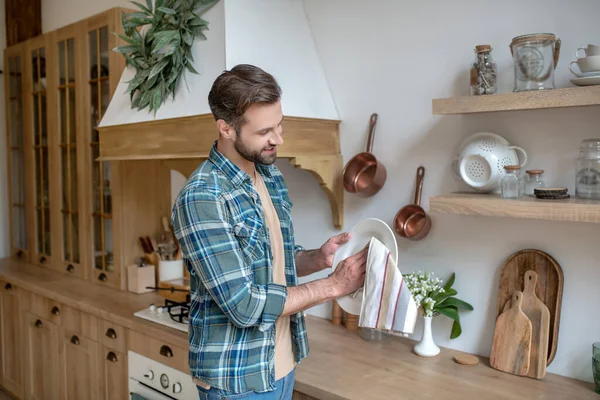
359;237;418;335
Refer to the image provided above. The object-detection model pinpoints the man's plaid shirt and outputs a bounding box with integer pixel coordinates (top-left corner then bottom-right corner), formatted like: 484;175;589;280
171;141;309;393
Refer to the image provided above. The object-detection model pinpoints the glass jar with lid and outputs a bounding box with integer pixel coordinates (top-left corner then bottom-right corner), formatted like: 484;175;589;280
524;169;545;196
576;139;600;199
470;45;497;95
501;165;521;199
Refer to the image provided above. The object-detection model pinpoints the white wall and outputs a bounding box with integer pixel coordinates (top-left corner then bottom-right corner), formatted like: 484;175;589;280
295;0;600;383
0;0;8;259
40;0;600;384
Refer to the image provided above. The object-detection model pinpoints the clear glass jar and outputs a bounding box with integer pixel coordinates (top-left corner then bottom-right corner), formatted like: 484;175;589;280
524;169;545;196
576;139;600;199
501;165;521;198
510;33;560;92
470;45;497;95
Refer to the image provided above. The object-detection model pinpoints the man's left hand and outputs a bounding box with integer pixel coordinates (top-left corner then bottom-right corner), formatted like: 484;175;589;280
318;232;352;270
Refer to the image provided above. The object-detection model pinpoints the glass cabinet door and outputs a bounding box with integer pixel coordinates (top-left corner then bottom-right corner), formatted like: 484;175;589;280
56;33;81;276
30;44;51;267
5;48;27;260
88;25;113;282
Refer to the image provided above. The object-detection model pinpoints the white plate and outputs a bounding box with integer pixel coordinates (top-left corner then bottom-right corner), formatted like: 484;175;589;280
570;76;600;86
331;218;398;315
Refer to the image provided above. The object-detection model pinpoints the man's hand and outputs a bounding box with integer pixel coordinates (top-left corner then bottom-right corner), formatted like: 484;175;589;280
282;246;368;317
295;232;352;277
318;232;352;270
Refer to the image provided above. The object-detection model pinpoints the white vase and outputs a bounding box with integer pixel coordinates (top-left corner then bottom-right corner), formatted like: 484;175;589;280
413;315;440;357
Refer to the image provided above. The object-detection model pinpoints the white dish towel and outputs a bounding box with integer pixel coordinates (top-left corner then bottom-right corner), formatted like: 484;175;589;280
359;237;418;336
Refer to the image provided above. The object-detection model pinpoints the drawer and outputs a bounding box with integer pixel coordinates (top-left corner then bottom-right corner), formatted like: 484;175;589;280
128;330;189;373
0;280;18;294
27;291;64;325
98;319;127;353
25;291;97;340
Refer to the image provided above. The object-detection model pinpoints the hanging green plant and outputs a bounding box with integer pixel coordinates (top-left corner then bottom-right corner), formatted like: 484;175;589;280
113;0;219;115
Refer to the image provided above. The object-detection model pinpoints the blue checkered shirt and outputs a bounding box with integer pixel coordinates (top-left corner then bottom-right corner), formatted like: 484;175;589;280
171;141;309;393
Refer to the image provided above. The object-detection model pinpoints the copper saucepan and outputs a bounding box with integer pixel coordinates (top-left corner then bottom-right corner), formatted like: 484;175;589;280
342;113;387;197
393;166;431;240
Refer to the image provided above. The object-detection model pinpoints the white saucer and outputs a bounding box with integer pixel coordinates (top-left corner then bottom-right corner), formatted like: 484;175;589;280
331;218;398;315
570;75;600;86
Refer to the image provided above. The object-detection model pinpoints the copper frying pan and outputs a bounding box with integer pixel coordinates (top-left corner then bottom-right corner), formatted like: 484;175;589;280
394;166;431;240
342;113;387;197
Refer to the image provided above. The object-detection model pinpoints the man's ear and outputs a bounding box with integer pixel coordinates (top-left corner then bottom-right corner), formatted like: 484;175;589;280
216;119;234;139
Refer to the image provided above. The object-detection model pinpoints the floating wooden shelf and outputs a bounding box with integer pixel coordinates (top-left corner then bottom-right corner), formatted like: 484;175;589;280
432;86;600;115
429;192;600;224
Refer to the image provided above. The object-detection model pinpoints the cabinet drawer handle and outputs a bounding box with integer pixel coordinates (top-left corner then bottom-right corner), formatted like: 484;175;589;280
34;319;43;328
51;306;60;316
4;283;12;291
159;345;173;358
106;352;118;362
105;328;117;339
40;256;47;264
66;264;74;273
98;273;107;282
70;335;80;345
16;250;24;258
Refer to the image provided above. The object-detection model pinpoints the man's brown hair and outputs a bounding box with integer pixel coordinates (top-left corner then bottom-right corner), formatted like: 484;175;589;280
208;64;282;133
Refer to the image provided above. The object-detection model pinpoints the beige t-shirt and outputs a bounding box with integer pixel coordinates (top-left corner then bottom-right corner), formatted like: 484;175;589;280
254;172;296;380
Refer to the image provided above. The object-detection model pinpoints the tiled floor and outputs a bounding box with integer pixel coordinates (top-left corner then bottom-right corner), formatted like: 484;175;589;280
0;389;15;400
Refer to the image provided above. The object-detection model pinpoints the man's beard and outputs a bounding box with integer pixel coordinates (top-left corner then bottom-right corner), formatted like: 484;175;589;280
234;135;277;165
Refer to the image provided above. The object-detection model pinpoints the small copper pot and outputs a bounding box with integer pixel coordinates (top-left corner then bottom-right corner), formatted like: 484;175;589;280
394;166;431;241
342;113;387;197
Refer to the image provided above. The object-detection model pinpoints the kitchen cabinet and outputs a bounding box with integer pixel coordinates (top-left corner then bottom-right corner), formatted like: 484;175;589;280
97;347;128;400
60;329;99;400
4;43;30;262
24;35;53;269
23;312;60;400
0;281;23;399
48;23;86;279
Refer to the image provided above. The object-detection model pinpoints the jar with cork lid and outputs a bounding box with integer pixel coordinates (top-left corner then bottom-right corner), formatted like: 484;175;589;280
470;45;498;95
501;165;521;198
524;169;545;196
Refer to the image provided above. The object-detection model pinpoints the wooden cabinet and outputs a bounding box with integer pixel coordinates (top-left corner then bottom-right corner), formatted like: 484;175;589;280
23;312;60;400
98;346;128;400
0;281;23;399
60;330;99;400
82;11;126;288
48;24;86;279
4;44;30;262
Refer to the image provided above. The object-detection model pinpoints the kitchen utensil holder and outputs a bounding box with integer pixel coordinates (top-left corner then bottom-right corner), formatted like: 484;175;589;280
159;259;184;283
127;263;156;294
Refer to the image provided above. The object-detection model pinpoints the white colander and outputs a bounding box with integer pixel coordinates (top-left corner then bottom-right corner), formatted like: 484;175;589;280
452;132;528;193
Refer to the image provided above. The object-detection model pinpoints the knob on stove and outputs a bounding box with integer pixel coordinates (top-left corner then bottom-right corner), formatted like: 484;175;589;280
144;369;155;380
173;382;182;393
157;306;164;314
149;304;156;312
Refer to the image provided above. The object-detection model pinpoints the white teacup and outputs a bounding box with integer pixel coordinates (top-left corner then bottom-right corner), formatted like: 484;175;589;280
576;44;600;59
569;55;600;76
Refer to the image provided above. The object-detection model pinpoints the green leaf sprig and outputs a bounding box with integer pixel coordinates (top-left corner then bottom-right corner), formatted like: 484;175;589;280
113;0;219;115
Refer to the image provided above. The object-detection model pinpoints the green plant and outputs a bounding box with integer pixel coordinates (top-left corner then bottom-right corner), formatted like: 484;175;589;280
405;271;473;339
113;0;219;115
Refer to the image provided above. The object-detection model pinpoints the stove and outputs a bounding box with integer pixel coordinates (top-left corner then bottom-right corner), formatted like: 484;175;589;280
134;299;190;333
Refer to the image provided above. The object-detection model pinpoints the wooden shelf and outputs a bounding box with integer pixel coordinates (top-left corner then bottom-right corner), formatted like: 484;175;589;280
432;86;600;115
429;192;600;224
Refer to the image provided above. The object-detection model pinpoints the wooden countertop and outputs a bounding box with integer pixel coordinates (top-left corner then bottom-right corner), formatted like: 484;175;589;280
0;258;596;399
297;317;596;400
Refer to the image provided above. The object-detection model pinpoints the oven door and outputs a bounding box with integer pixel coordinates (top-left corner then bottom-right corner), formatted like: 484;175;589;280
129;378;177;400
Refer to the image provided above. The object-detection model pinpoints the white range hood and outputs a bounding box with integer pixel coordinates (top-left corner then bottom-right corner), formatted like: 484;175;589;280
99;0;339;127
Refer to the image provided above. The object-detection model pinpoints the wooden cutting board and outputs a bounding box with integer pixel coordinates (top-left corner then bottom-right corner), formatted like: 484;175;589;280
490;291;532;375
498;249;563;366
521;270;550;379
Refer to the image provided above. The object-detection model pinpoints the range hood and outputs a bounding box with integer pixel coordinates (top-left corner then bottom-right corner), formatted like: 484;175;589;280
97;0;344;227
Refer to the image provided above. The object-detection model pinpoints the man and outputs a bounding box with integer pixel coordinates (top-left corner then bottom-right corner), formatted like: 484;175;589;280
172;64;367;400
